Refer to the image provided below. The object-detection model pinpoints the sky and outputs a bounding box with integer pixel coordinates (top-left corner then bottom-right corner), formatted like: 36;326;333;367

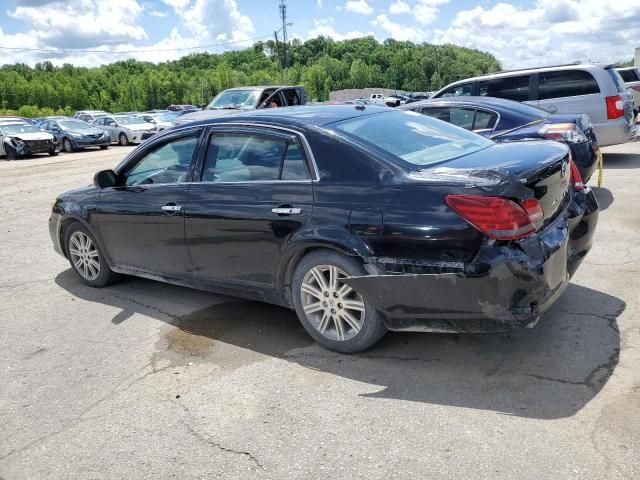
0;0;638;69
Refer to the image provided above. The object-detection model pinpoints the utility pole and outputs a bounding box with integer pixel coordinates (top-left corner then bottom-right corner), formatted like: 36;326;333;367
279;0;288;69
274;30;284;83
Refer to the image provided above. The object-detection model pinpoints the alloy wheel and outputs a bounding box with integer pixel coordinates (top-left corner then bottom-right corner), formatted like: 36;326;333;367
63;138;72;152
300;265;365;341
68;231;100;281
119;133;128;146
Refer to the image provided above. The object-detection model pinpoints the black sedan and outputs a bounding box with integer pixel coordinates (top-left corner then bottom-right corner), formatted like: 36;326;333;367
400;97;601;182
40;118;111;152
49;106;598;353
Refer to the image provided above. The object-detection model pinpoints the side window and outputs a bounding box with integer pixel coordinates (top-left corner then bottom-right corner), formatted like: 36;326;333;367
41;121;51;130
283;89;301;106
473;110;498;130
280;143;309;180
438;83;472;98
479;75;530;101
202;133;285;182
538;70;600;99
618;69;640;82
105;118;116;126
123;136;198;186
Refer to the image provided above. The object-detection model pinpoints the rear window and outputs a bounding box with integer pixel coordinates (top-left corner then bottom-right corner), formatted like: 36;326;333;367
479;75;530;101
617;69;640;82
331;110;493;167
538;70;600;99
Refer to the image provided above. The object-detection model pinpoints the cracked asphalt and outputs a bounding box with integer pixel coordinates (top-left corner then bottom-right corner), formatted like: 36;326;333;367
1;142;639;479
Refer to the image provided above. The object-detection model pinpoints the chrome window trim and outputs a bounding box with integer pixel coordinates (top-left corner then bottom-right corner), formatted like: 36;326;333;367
417;104;501;132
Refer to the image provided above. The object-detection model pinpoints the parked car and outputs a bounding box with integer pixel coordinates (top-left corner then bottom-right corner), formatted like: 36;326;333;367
40;118;111;152
92;115;157;145
73;110;108;123
369;93;401;107
615;67;640;116
136;111;180;131
174;85;306;126
1;122;59;160
49;105;598;353
167;104;199;113
32;115;67;127
432;64;636;147
401;96;600;181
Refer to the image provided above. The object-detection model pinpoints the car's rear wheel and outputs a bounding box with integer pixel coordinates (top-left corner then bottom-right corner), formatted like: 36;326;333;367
292;250;387;353
64;223;119;287
118;133;129;146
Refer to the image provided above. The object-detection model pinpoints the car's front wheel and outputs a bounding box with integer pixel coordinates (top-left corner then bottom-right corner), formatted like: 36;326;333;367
4;144;17;160
99;145;109;150
118;133;129;146
62;138;74;153
64;223;119;287
292;250;387;353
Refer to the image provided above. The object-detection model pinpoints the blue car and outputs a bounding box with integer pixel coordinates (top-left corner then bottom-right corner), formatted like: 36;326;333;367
400;97;600;182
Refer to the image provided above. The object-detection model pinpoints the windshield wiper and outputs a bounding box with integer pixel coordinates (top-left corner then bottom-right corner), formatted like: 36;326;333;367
489;119;546;140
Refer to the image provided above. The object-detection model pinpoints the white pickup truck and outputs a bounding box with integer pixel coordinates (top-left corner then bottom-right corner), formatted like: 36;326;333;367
369;93;401;107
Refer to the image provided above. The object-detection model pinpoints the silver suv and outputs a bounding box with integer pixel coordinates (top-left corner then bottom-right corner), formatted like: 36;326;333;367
433;64;636;147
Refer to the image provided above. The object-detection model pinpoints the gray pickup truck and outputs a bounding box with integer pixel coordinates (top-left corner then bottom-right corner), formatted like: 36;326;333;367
174;85;306;126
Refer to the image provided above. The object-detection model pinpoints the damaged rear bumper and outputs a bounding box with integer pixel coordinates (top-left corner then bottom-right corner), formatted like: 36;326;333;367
345;189;599;333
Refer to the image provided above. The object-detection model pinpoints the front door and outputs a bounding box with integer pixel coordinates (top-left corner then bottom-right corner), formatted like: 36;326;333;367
95;130;202;279
185;127;314;288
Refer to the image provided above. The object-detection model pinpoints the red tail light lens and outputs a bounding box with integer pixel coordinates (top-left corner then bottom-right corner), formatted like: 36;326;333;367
606;95;624;119
569;159;585;191
445;195;541;240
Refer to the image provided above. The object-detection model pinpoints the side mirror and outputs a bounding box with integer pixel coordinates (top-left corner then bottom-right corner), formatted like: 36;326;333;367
94;169;118;189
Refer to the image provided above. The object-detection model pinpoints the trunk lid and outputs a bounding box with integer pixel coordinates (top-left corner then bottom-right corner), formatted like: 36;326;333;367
429;141;571;228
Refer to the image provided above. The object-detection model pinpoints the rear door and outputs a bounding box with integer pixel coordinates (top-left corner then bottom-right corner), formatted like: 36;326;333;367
536;69;602;120
184;126;314;288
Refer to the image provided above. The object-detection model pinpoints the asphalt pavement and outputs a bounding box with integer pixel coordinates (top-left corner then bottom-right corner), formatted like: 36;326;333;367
0;142;638;479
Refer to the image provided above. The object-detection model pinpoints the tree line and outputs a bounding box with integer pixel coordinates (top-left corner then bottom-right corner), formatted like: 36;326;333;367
0;36;501;118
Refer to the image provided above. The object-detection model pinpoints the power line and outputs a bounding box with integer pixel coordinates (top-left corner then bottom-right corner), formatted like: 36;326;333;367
0;33;273;55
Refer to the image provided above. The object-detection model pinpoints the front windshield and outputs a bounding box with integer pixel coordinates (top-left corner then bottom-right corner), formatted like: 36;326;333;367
331;110;494;167
159;112;180;121
2;124;40;135
60;120;92;130
117;116;146;125
206;89;261;110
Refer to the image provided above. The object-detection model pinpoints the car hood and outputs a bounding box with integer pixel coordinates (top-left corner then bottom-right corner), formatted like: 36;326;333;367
8;132;53;141
174;109;244;125
122;123;155;132
65;128;106;136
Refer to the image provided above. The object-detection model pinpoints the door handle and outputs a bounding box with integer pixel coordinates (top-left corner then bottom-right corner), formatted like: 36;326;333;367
161;204;182;212
272;207;301;215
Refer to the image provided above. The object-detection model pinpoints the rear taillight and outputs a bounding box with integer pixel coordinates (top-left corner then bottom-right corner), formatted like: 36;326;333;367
538;123;588;144
569;159;585;191
445;195;542;241
606;95;624;119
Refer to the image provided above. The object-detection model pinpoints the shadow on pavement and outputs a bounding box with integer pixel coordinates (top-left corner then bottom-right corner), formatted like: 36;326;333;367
56;270;624;420
602;152;640;169
591;186;614;211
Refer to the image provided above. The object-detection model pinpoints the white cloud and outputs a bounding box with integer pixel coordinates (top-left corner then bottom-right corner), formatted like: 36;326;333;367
389;1;410;14
148;9;168;17
433;0;640;68
307;18;373;40
181;0;255;46
413;0;449;25
9;0;147;49
160;0;191;12
341;0;374;15
371;14;427;41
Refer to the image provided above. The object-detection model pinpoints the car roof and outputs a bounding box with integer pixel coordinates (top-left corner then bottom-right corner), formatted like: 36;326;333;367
181;105;391;129
407;96;530;110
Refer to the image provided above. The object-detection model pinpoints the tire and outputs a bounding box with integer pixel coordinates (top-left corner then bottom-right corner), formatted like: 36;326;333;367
64;222;119;287
99;145;109;150
4;144;17;160
118;133;129;146
48;146;59;156
292;249;387;353
62;137;74;153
